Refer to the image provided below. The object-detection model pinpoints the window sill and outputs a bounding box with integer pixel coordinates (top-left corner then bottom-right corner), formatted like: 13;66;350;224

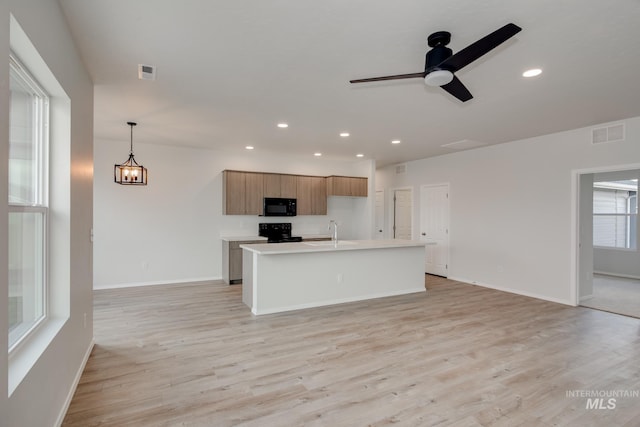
8;317;67;396
593;246;638;253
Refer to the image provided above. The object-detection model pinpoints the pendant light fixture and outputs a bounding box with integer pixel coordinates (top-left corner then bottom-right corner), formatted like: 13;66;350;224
114;121;148;185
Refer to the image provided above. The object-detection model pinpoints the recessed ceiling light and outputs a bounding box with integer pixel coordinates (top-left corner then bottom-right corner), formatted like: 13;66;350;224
340;132;350;137
391;139;401;144
314;152;322;157
245;146;254;150
522;68;542;78
356;153;364;158
277;123;288;128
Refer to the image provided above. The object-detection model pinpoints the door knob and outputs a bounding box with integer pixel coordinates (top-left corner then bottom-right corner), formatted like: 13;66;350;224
421;232;426;236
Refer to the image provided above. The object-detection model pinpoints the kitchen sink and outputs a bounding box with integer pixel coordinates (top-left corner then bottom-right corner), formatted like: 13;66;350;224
303;240;358;246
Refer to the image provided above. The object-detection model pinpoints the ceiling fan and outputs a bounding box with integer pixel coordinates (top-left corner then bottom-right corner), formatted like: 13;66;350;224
350;23;522;102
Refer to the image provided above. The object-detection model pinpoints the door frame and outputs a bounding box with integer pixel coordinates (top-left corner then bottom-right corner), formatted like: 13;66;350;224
389;186;414;239
571;162;640;306
420;182;450;276
374;189;385;239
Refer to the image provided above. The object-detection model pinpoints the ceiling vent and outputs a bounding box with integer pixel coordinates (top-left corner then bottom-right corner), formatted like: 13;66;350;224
592;123;625;144
138;64;156;80
395;164;407;174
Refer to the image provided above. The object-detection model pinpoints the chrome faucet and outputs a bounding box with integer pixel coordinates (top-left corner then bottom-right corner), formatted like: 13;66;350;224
328;220;338;243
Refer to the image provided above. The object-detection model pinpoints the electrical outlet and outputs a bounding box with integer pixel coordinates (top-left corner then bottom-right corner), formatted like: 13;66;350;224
83;312;87;329
337;273;343;284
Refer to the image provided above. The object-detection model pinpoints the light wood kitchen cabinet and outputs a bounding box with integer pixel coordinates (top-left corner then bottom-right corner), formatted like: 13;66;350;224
263;173;281;197
223;170;365;215
326;175;368;197
280;174;297;198
223;170;246;214
245;172;264;215
311;176;327;214
263;173;297;198
223;170;263;215
296;176;327;215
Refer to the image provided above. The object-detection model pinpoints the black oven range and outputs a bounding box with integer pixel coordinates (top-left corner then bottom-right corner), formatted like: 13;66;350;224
258;223;303;243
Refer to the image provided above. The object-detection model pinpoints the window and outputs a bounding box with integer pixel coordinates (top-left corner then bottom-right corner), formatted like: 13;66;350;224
8;54;49;350
593;179;638;249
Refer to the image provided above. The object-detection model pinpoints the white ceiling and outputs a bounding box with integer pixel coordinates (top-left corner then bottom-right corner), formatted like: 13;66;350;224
58;0;640;167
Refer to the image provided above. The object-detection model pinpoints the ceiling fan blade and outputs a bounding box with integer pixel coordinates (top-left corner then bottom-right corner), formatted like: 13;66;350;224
350;72;424;84
440;75;473;102
437;23;521;72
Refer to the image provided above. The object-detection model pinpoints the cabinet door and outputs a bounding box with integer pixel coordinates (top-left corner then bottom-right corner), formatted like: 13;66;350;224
229;248;243;281
296;176;313;215
245;173;264;215
224;170;246;214
351;177;368;197
326;176;368;197
263;174;281;198
280;174;297;198
311;176;327;215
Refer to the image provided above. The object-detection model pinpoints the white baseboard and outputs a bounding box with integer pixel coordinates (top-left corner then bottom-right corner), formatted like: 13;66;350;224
594;271;640;281
94;276;221;290
55;338;95;427
448;276;575;306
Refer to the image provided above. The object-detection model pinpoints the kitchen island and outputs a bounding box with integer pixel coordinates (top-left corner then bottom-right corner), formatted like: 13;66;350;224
241;239;426;315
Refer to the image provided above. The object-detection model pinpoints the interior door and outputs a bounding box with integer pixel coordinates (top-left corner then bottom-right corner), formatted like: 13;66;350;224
394;189;412;239
420;184;449;276
375;190;384;239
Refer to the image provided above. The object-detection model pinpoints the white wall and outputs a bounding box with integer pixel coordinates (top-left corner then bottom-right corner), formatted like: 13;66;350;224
94;139;374;288
1;2;94;426
377;117;640;305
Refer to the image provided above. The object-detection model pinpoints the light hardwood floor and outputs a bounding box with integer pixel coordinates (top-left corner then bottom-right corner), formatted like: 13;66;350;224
63;276;640;426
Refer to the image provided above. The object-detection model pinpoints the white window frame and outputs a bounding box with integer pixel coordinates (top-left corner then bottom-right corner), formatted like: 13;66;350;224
593;180;638;251
8;53;50;352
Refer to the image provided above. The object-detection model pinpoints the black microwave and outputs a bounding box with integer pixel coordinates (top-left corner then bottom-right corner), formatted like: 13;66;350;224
263;197;297;216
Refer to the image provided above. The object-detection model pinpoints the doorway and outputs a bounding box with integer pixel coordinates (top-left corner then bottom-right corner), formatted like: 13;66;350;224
393;188;412;239
420;184;450;277
576;167;640;317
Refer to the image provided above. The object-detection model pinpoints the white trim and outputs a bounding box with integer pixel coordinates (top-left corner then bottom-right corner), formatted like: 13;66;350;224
94;276;221;290
572;162;640;306
594;270;640;281
8;318;66;395
54;339;95;427
448;276;575;307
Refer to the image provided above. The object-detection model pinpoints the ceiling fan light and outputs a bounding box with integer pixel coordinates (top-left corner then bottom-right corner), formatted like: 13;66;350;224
424;70;454;87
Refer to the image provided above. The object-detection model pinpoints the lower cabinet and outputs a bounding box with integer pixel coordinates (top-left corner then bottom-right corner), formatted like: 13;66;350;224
222;240;265;284
222;237;331;284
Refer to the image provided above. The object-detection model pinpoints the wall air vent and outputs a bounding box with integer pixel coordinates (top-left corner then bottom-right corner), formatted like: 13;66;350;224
592;123;625;144
138;64;157;80
395;164;407;174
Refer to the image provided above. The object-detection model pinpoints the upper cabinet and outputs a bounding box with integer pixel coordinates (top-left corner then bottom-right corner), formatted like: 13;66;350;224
263;173;297;198
296;175;327;215
326;176;368;197
223;170;263;215
223;170;365;215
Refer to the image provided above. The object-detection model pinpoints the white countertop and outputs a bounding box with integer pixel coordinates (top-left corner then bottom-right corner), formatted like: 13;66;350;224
240;239;430;255
221;235;267;242
221;234;331;242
